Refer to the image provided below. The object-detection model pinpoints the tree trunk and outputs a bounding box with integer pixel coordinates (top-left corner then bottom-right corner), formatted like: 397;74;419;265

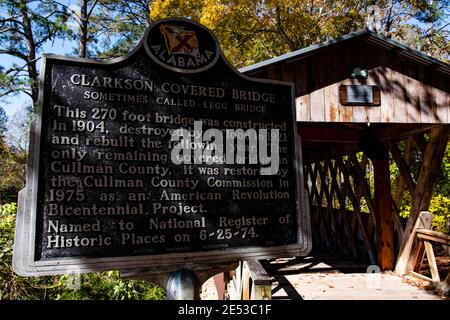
79;0;88;58
20;7;39;109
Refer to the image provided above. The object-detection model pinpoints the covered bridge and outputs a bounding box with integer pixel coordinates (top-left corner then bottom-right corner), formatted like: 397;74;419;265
212;29;450;299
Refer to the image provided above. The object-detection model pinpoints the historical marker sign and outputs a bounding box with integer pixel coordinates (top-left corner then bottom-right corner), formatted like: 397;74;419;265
13;19;311;276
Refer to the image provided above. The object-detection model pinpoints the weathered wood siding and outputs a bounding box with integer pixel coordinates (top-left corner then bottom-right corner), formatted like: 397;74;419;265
248;41;450;124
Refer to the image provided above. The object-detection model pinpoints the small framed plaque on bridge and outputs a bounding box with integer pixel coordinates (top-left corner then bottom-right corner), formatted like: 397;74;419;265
339;85;381;106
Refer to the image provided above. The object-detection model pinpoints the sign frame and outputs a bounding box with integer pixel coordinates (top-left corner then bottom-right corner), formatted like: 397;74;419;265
13;18;311;276
339;85;381;106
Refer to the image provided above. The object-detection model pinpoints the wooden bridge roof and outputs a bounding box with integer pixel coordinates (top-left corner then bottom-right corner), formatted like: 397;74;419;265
240;29;450;163
240;29;450;126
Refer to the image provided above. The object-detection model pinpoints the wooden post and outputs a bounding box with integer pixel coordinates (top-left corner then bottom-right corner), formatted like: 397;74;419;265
166;268;200;300
213;273;227;300
395;211;434;275
372;153;395;271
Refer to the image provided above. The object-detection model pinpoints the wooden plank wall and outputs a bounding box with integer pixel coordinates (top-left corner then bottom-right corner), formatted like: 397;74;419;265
249;40;450;124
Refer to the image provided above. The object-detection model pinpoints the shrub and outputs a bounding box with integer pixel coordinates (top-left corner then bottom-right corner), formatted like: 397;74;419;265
0;202;165;300
399;195;450;234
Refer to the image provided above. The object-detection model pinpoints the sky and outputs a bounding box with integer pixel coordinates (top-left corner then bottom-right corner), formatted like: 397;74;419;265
1;1;449;120
1;38;72;118
0;0;77;119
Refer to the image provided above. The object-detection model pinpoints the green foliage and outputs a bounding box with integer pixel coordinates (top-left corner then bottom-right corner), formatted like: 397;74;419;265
150;0;370;67
93;0;152;59
0;0;70;105
0;202;59;300
0;203;165;300
150;0;450;67
435;141;450;197
399;194;450;234
0;139;26;204
428;195;450;234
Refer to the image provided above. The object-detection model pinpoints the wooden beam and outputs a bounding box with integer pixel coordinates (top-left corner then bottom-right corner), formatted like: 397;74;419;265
389;141;416;196
349;153;376;218
372;153;395;271
416;230;450;245
213;273;226;300
423;241;440;282
399;126;450;255
374;124;440;143
412;242;425;273
298;127;362;143
303;144;360;163
393;138;415;208
395;211;434;275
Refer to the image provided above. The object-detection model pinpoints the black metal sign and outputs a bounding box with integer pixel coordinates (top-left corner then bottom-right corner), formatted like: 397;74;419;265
13;18;311;275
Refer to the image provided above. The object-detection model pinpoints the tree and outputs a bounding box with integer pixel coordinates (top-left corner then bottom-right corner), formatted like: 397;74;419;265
51;0;102;58
5;104;32;153
0;105;30;203
93;0;153;59
47;0;153;59
150;0;372;67
0;0;68;109
374;0;450;61
0;106;7;135
150;0;450;67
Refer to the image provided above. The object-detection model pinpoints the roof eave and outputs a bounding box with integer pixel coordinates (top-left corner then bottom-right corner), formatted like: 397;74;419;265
239;28;450;77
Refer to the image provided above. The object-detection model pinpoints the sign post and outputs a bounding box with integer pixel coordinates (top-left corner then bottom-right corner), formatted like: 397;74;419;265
13;19;311;295
166;268;200;300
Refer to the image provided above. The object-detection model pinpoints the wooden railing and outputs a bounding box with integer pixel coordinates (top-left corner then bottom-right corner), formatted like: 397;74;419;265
410;229;450;292
396;211;449;292
227;260;274;300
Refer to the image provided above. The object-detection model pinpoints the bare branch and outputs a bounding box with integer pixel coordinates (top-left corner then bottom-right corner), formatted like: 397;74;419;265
0;27;26;36
4;57;41;76
87;0;101;19
0;49;27;60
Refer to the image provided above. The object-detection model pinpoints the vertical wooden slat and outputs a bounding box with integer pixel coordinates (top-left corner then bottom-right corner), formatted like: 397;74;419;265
418;67;433;123
310;90;325;121
323;47;339;123
295;60;310;122
213;273;226;300
409;65;422;123
310;52;325;122
241;264;251;300
267;64;282;81
404;64;415;124
338;41;354;122
447;79;450;123
391;60;408;123
325;84;339;122
296;95;310;122
379;51;394;123
364;45;381;123
295;60;308;97
282;61;296;83
432;74;448;123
